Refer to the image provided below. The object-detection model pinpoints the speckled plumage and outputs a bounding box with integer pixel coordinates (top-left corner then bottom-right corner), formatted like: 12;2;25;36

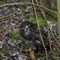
19;21;51;54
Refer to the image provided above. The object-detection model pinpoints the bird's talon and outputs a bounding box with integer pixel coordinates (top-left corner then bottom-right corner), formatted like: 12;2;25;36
25;47;32;52
30;51;35;60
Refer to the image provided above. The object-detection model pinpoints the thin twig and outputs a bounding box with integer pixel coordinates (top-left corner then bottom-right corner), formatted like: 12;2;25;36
49;26;60;47
0;2;57;14
0;10;18;20
32;0;48;60
36;0;60;47
35;0;59;60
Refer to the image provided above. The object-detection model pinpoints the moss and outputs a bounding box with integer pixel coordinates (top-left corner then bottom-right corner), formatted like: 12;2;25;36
37;17;46;27
28;17;46;27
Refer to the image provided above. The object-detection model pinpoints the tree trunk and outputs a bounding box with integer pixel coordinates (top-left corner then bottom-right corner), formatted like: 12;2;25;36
57;0;60;39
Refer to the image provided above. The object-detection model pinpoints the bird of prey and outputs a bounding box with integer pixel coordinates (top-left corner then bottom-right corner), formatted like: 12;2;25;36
19;21;51;59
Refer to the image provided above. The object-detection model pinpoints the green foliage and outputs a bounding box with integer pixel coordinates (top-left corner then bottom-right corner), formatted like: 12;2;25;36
37;17;46;27
1;29;20;40
28;17;46;26
1;29;11;34
51;13;57;19
10;31;20;40
28;17;36;23
5;29;11;32
2;56;5;60
47;13;57;19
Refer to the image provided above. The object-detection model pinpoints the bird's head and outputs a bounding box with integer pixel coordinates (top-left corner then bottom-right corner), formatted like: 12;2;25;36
19;21;35;40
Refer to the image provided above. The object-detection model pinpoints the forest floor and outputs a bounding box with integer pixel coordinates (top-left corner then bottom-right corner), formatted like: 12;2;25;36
0;0;60;60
